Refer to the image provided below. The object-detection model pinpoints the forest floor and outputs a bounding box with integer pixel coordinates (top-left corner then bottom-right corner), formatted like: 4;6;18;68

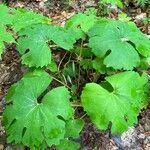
0;0;150;150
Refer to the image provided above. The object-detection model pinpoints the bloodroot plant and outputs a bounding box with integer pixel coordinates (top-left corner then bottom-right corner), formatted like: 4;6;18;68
1;4;150;150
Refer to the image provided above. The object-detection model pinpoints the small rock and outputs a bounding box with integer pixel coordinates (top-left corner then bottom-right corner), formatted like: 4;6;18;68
145;143;150;150
144;124;150;131
138;133;145;139
0;144;4;150
135;13;146;21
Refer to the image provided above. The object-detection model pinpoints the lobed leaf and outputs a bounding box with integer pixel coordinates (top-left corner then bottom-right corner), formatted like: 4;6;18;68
65;119;84;138
0;4;13;25
0;4;50;59
3;70;74;149
65;13;97;41
88;20;150;70
65;13;97;33
0;4;14;58
12;8;50;32
56;139;80;150
81;71;148;133
0;25;14;58
56;119;84;150
17;24;77;67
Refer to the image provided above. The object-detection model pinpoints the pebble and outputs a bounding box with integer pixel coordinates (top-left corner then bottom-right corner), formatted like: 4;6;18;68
0;144;4;150
121;127;137;148
138;133;146;139
144;124;150;131
135;13;146;24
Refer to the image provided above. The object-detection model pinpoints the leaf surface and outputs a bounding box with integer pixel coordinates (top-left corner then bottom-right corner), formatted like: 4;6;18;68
0;5;14;58
12;8;50;32
56;139;80;150
65;119;84;138
17;24;77;67
56;119;84;150
65;13;97;33
88;20;150;70
0;4;13;25
101;0;123;8
0;4;50;58
0;25;14;58
81;71;148;133
4;70;73;148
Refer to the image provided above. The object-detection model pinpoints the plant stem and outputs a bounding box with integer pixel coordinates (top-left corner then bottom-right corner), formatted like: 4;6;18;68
71;104;82;107
77;39;84;89
58;52;67;71
80;113;87;119
52;76;72;90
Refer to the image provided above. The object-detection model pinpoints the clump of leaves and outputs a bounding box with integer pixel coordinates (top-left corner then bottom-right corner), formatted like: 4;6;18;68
0;4;51;59
1;4;150;150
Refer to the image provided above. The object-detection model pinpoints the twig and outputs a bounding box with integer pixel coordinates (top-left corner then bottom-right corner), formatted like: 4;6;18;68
52;76;71;90
58;52;68;71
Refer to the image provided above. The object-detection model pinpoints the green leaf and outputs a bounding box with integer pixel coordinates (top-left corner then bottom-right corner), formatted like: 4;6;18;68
0;4;13;25
101;0;123;8
92;58;107;74
17;24;77;67
118;13;132;22
63;62;77;78
0;4;50;59
136;0;149;7
0;25;14;58
56;119;84;150
12;8;50;32
139;57;150;70
80;59;93;70
0;5;14;58
65;119;84;138
84;8;97;16
56;139;80;150
73;47;93;58
65;13;97;33
46;60;58;72
88;20;150;70
81;71;148;133
3;70;73;149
